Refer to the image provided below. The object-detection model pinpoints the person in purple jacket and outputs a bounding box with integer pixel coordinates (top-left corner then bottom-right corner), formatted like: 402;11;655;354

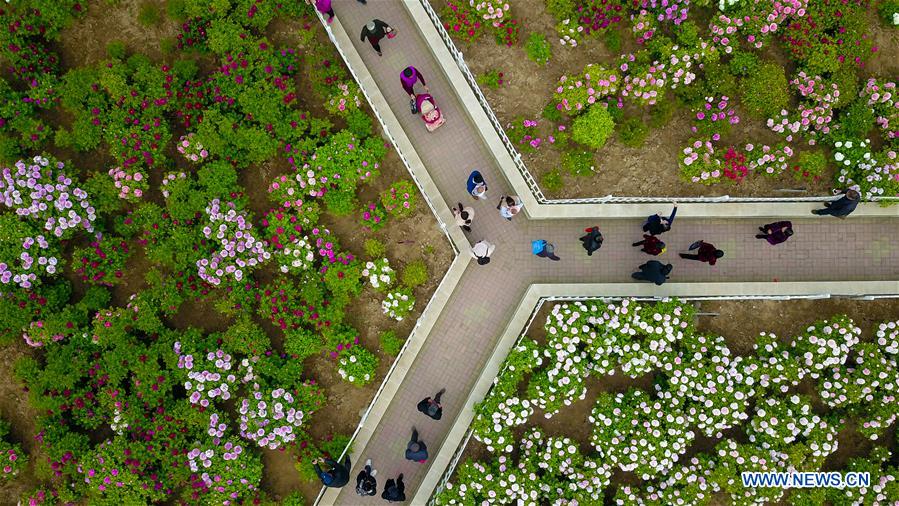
400;66;429;99
308;0;334;23
756;221;793;245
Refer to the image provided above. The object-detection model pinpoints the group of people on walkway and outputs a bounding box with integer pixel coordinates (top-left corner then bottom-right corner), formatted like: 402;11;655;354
315;389;446;502
458;170;527;265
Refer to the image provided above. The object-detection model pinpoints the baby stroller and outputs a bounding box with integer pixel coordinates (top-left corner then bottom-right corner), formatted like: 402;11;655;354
416;93;445;132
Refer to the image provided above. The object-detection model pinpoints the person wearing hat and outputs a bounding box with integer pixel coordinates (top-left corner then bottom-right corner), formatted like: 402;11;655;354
381;474;406;502
632;234;666;255
359;19;394;56
452;202;474;232
812;188;861;218
417;388;445;420
469;240;495;265
405;428;428;463
466;170;488;200
579;226;603;256
631;261;673;285
496;195;523;220
679;241;724;265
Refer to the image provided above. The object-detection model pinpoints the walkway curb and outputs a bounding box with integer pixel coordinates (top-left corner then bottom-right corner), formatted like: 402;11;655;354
402;0;899;219
414;281;899;503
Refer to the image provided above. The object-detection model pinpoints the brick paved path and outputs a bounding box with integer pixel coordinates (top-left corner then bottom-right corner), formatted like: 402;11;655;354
319;1;899;503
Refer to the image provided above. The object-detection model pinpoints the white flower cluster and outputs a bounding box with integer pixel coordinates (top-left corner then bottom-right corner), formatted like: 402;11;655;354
833;139;898;200
876;320;899;355
742;332;805;392
382;288;414;321
748;395;838;463
362;258;395;292
789;316;861;379
277;236;315;274
615;456;720;506
337;345;377;385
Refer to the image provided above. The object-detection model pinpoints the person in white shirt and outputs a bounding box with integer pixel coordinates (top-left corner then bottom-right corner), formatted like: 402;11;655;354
496;195;523;220
469;240;495;265
452;202;474;232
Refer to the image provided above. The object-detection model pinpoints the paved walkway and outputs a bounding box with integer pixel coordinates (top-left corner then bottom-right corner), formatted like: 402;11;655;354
317;1;899;503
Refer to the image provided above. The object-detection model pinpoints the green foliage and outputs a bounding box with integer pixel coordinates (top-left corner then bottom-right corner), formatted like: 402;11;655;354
166;0;189;21
794;151;828;181
284;328;322;360
541;100;564;123
401;259;428;289
541;168;564;193
829;68;859;109
525;33;552;65
562;149;595;176
838;101;875;138
571;105;615;149
603;30;622;53
346;108;373;138
546;0;576;19
380;180;418;218
379;330;404;356
222;316;269;356
106;40;127;59
648;97;676;129
322;189;357;216
618;117;649;148
337;345;379;385
674;21;701;47
728;50;759;76
322;260;363;306
364;238;387;258
879;0;899;25
740;63;789;119
476;69;505;90
160;37;177;55
137;2;162;26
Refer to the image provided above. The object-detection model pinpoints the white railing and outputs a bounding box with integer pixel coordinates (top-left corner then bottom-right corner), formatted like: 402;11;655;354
415;0;899;206
426;292;895;503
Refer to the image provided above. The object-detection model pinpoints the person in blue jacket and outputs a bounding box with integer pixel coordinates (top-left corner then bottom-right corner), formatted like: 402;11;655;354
313;455;350;488
404;428;428;462
812;189;860;218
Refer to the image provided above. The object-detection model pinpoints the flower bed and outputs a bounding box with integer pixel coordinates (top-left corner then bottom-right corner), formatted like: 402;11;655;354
437;299;899;504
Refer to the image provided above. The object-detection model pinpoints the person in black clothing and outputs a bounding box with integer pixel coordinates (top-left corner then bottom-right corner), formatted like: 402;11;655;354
313;455;350;488
359;19;394;56
631;261;673;286
579;227;604;255
405;428;428;462
643;203;678;235
811;189;860;218
355;459;377;496
632;234;666;255
381;474;406;502
417;388;445;420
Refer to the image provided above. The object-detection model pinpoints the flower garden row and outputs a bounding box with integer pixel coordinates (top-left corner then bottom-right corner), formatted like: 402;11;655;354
443;0;898;197
435;299;899;504
0;0;437;503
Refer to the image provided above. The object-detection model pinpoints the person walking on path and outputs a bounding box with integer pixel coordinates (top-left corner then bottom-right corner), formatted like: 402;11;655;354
632;234;666;255
812;189;861;218
497;195;523;220
309;0;335;23
400;66;429;100
680;241;724;265
467;171;488;200
643;203;678;235
532;240;560;261
631;261;673;285
452;203;474;232
417;388;445;420
470;240;495;265
355;459;377;496
405;428;428;463
579;226;603;256
756;221;793;245
381;474;406;502
313;455;350;488
360;19;395;56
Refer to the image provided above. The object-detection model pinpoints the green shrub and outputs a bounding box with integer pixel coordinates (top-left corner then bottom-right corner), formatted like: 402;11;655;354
106;40;126;59
541;168;564;193
728;50;759;76
837;101;875;138
674;21;701;46
562;149;595;176
401;259;428;288
166;0;188;21
380;180;418;218
794;151;828;181
829;69;858;109
476;69;504;89
364;238;387;258
571;105;615;149
525;33;552;65
740;63;789;119
160;37;177;55
603;30;622;53
323;189;357;216
379;330;405;356
541;101;564;123
137;2;161;26
648;97;676;129
222;317;269;356
618;117;649;148
346;108;373;138
699;62;737;101
878;0;899;25
546;0;576;19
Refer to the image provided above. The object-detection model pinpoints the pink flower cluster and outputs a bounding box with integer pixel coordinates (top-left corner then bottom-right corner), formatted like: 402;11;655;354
0;157;96;237
745;143;795;176
472;0;510;27
175;342;239;408
161;172;187;199
22;319;65;347
708;0;807;53
691;96;740;140
666;42;716;88
860;78;897;139
197;199;270;286
682;140;721;182
108;167;146;200
767;72;837;145
554;64;620;113
631;0;690;44
0;235;55;288
619;55;667;105
177;133;209;162
238;387;305;449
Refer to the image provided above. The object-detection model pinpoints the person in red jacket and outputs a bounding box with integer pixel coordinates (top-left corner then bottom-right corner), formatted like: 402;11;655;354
756;221;793;245
679;241;724;265
632;234;666;255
